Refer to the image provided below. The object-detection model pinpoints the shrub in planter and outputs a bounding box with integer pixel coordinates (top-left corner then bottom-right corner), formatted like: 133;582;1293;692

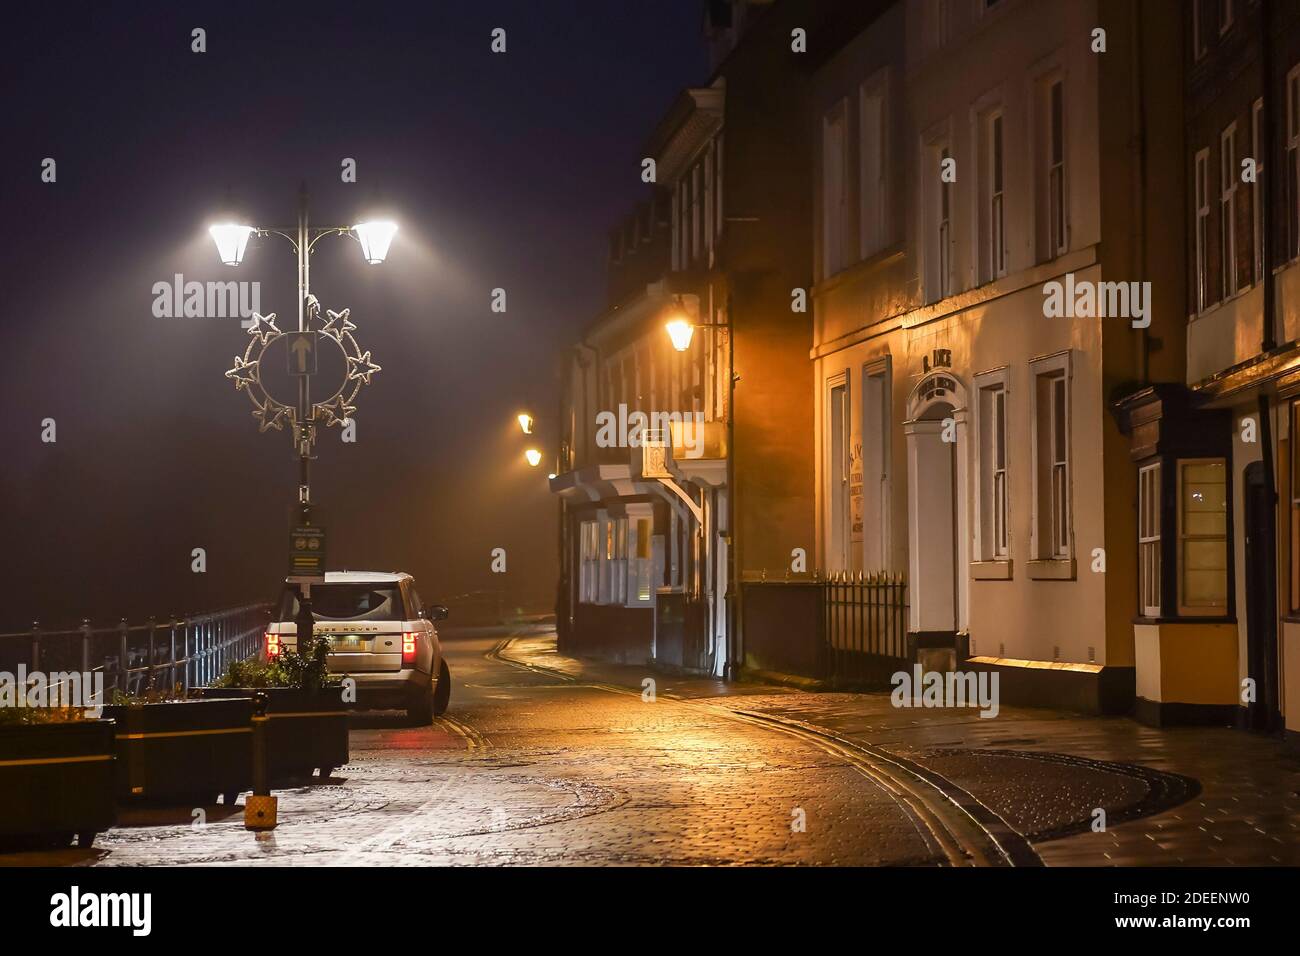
100;696;254;805
198;637;348;781
0;711;116;850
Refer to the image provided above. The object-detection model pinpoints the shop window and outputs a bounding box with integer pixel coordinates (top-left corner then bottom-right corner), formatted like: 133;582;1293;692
579;520;599;604
1177;459;1228;614
1138;462;1162;617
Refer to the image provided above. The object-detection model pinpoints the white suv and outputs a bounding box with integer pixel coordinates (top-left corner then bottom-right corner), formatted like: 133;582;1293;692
268;571;450;724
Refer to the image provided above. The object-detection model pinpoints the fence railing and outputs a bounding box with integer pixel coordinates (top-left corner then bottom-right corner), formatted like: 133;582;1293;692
821;571;909;683
741;571;909;686
0;604;272;698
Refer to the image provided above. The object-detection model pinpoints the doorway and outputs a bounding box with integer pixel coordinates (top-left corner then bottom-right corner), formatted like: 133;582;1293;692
906;407;958;637
1243;461;1280;731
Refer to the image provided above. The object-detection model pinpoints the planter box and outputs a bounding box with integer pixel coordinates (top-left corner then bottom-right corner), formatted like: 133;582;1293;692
101;698;254;804
195;688;348;781
0;720;116;850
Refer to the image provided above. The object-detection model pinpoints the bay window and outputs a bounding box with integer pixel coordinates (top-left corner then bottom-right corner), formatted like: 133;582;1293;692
1177;459;1228;615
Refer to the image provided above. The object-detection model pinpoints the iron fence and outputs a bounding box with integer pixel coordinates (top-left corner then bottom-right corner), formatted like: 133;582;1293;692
742;571;909;686
821;571;909;684
0;604;272;698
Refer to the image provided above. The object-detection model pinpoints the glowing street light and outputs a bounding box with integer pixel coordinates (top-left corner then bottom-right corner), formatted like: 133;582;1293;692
525;448;542;467
351;220;399;265
210;187;400;508
665;317;695;352
517;413;534;435
209;223;255;266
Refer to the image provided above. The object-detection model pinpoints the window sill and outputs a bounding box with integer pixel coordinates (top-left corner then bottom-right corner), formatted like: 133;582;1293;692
1027;558;1075;580
1133;615;1236;626
971;560;1012;580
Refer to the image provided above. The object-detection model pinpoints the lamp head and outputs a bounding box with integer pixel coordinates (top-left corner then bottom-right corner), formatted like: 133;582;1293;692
209;223;255;266
665;317;695;352
352;220;399;264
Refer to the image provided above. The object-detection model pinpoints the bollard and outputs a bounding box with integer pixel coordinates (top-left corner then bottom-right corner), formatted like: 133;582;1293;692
79;618;91;677
118;618;129;695
244;691;278;830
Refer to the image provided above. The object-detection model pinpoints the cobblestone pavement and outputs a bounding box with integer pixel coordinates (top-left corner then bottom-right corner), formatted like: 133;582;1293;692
0;630;950;867
500;631;1300;866
6;625;1296;867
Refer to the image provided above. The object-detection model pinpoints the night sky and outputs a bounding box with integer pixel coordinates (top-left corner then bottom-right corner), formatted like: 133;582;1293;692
0;1;708;631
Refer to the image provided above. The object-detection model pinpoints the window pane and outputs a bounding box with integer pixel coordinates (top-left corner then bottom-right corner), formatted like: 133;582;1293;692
1050;81;1063;163
1179;459;1228;610
994;390;1006;470
994;116;1003;191
1052;377;1066;463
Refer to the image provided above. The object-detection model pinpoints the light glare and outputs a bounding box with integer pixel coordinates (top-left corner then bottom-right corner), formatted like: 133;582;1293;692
209;223;254;266
666;318;695;352
352;220;398;264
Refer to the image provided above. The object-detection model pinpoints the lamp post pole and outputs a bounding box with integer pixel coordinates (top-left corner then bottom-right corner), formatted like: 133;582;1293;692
295;186;313;507
216;193;396;600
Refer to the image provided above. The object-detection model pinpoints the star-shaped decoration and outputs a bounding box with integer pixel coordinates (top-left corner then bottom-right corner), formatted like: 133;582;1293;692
224;355;259;391
247;312;281;346
321;308;355;342
347;350;381;385
252;401;288;432
316;394;358;427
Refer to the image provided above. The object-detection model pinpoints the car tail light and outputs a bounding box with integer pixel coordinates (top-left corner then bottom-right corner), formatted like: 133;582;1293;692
402;631;418;666
266;631;281;659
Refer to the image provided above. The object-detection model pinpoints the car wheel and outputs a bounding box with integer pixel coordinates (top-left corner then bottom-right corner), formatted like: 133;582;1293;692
433;659;451;716
407;680;435;726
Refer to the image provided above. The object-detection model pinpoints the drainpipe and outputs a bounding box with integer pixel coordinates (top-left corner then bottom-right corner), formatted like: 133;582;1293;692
570;341;601;644
1257;0;1280;728
1131;0;1150;383
725;288;740;680
1261;0;1276;353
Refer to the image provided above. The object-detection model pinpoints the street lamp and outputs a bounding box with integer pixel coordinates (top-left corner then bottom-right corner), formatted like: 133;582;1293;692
665;317;695;352
517;413;534;435
213;186;398;508
352;220;399;265
662;292;738;679
525;448;542;467
209;223;255;266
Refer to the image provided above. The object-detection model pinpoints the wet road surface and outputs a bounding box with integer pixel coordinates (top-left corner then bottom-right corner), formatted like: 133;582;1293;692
4;630;1020;866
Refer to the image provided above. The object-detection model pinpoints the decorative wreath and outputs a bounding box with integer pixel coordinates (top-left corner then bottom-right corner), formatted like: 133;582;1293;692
224;307;380;439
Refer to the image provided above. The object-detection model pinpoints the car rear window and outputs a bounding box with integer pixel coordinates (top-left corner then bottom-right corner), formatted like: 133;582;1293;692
278;583;407;622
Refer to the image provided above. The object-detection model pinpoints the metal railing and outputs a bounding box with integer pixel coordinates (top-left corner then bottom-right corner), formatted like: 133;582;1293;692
0;604;271;697
742;570;909;686
821;571;909;682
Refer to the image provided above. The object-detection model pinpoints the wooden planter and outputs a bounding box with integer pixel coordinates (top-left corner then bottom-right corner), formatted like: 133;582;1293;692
195;687;348;781
0;720;116;850
101;698;254;805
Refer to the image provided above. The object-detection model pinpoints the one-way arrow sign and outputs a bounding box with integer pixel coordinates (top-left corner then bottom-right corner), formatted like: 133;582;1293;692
287;332;318;376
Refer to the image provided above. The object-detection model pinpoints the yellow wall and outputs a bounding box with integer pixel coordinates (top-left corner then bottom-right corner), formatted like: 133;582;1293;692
1134;622;1239;706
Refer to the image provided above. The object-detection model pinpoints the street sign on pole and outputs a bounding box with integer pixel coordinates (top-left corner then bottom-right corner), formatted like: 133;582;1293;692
289;525;326;576
287;331;319;376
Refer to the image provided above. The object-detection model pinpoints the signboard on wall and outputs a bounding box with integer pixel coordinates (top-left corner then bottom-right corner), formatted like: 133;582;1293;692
850;439;863;542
